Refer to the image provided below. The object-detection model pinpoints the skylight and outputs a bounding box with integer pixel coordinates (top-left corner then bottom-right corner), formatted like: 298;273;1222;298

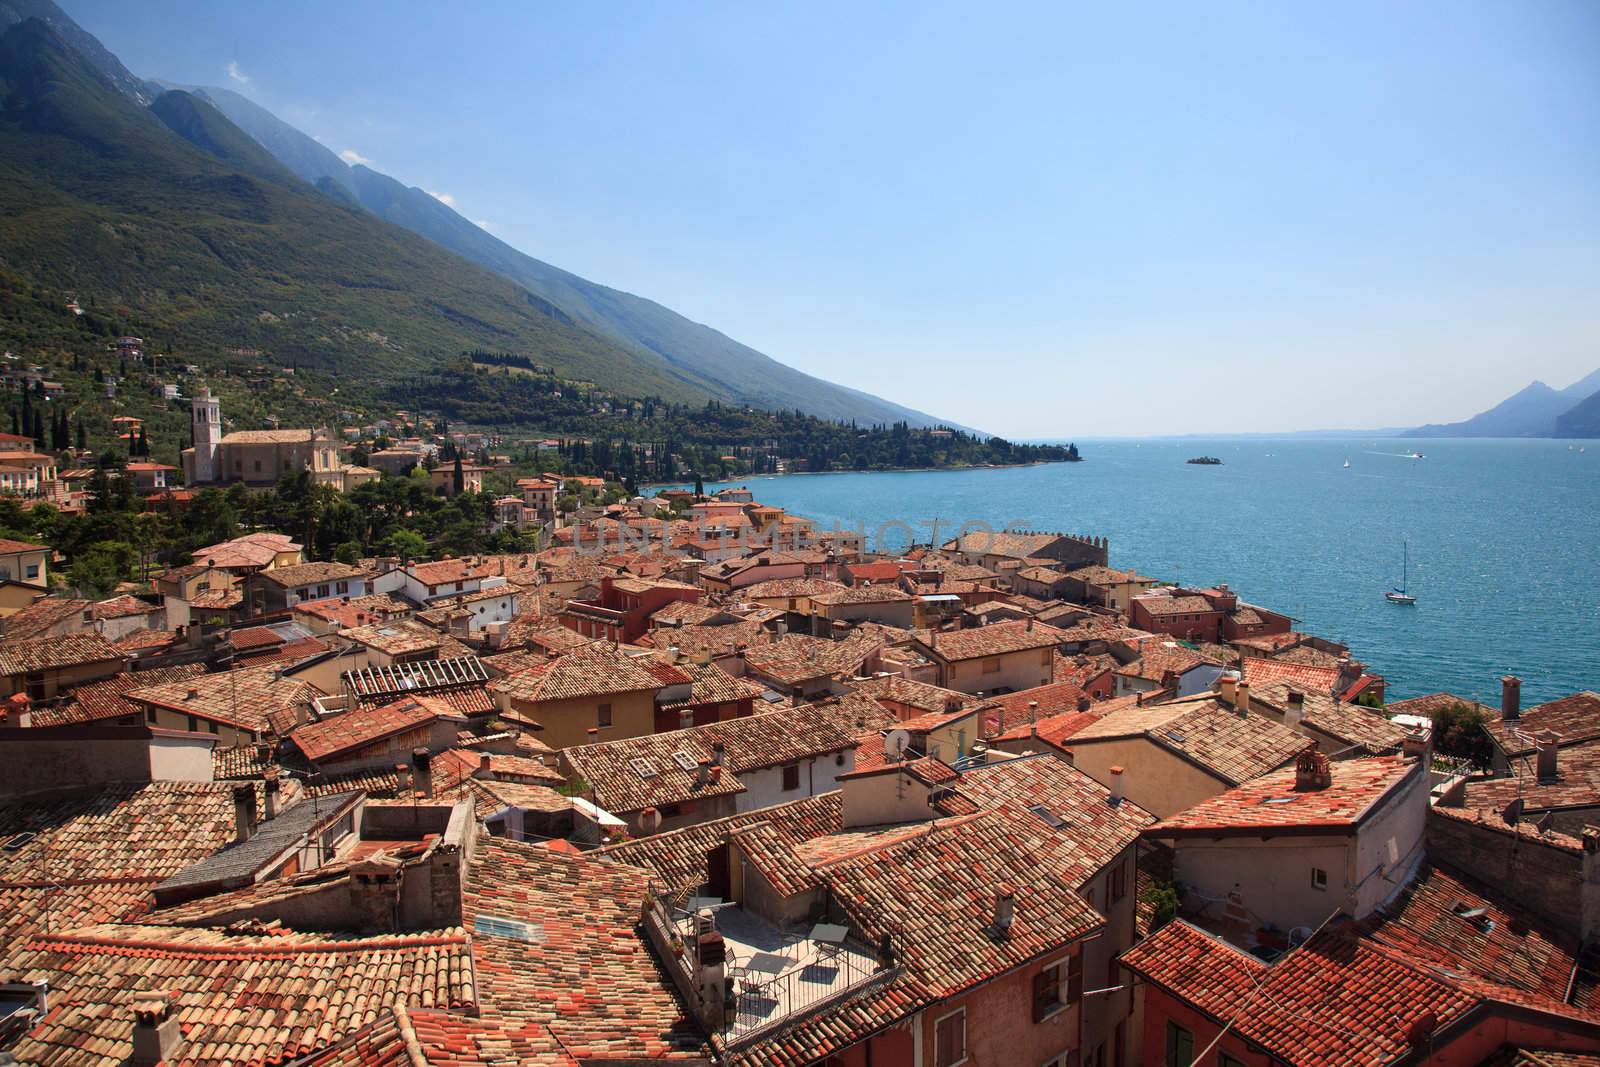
1;831;36;852
671;751;699;772
630;758;660;779
1027;803;1066;829
474;915;545;942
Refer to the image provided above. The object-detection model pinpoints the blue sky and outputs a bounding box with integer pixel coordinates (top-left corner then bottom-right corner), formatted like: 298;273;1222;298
68;0;1600;437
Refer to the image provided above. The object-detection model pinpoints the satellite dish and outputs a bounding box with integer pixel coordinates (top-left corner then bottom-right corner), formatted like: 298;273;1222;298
638;807;663;833
884;729;912;761
1536;811;1556;834
1501;798;1524;826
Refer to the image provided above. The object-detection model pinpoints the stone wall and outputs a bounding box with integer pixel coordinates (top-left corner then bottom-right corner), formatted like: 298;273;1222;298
1426;806;1583;938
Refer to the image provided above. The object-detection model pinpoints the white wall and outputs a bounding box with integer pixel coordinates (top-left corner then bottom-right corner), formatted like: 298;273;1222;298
735;751;854;812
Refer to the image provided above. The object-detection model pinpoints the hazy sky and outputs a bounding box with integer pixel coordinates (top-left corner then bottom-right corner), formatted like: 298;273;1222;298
70;1;1600;437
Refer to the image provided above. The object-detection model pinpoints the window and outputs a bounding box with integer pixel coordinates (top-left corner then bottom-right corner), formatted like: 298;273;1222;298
1110;861;1127;902
1164;1021;1194;1067
1067;951;1083;1004
597;703;613;728
146;707;157;724
207;720;219;735
1033;959;1067;1021
934;1009;966;1067
982;657;1002;674
1311;867;1329;891
23;563;38;579
782;764;801;791
335;581;349;595
254;460;262;473
187;715;199;732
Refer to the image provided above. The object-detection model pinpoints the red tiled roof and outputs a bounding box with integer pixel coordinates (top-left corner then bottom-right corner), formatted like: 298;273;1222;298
0;632;122;675
919;620;1066;661
291;694;466;763
29;663;206;727
0;923;475;1067
1485;692;1600;756
464;836;703;1058
1242;656;1342;694
1146;754;1420;838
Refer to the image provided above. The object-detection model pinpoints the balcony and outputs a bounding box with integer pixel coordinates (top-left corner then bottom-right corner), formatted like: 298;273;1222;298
643;891;897;1050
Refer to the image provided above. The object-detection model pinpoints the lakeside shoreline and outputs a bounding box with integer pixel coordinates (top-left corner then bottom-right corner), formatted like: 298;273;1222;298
641;457;1074;491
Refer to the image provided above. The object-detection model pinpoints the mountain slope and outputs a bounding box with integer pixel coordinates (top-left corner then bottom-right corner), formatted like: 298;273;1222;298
149;89;302;183
0;19;711;401
0;0;153;103
189;84;959;429
1404;369;1600;438
1554;389;1600;439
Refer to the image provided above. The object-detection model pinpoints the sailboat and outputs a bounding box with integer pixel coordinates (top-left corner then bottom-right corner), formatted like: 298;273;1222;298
1343;459;1351;469
1386;541;1417;605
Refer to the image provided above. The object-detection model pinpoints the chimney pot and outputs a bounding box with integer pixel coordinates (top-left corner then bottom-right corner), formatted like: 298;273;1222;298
130;994;183;1067
1284;691;1305;727
1538;732;1561;782
1234;680;1250;714
990;884;1017;938
1294;748;1332;791
1502;676;1522;722
263;771;280;820
1403;729;1429;762
1108;765;1125;805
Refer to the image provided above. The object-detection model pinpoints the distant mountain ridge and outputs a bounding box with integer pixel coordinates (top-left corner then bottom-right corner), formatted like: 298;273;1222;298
1405;368;1600;438
181;83;959;430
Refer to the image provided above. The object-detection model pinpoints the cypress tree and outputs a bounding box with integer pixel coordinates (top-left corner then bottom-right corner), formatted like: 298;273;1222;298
76;421;86;452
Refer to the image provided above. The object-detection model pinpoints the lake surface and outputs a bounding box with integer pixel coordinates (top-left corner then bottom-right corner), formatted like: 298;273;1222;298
685;439;1599;706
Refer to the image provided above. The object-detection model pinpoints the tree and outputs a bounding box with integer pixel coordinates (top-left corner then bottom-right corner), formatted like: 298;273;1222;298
693;473;704;498
75;421;86;452
381;528;427;562
452;455;464;497
1431;702;1495;768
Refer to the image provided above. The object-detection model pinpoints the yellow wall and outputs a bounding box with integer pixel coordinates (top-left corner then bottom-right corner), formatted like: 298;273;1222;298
504;688;657;750
1068;737;1226;819
943;647;1053;695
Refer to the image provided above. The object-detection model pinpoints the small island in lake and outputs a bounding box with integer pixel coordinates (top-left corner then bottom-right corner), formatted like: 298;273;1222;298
1187;456;1223;465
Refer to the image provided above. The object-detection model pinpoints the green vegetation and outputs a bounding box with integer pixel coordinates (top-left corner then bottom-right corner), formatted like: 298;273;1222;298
0;20;708;403
1430;701;1495;768
1139;877;1182;932
397;356;1079;483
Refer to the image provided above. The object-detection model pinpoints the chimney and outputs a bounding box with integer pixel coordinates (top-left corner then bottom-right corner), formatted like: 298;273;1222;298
711;741;726;767
1502;676;1522;722
348;853;403;933
1218;676;1237;704
1403;728;1430;762
1538;732;1561;782
130;995;183;1067
412;747;433;798
691;912;728;1030
232;783;257;844
1029;700;1039;737
1108;765;1125;805
679;708;695;730
479;753;494;778
989;884;1017;939
1284;691;1305;727
263;771;280;820
1294;748;1332;791
1233;680;1250;714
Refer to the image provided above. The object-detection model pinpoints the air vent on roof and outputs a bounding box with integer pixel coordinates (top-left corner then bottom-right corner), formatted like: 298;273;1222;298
630;758;660;779
671;751;699;772
474;915;545;942
2;831;36;852
1027;803;1066;829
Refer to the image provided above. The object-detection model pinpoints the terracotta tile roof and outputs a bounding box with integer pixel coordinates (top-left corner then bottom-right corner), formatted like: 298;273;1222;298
593;792;843;900
192;532;301;569
1242;655;1342;694
811;585;914;606
228;624;287;651
116;628;182;651
0;631;122;675
90;594;160;621
0;536;47;553
0;781;272;946
29;663;206;727
300;1005;578;1067
127;663;321;733
943;531;1071;560
654;658;766;708
1386;691;1494;720
1486;692;1600;756
992;708;1100;748
742;631;882;686
1252;681;1411;754
850;674;972;717
1462;737;1600;813
0;923;476;1067
1121;918;1479;1065
740;577;848;599
290;694;466;763
958;755;1155;883
1072;695;1308;785
339;621;446;657
1112;641;1215;683
1147;754;1421;837
257;561;370;588
1363;863;1597;1015
293;592;414;630
644;620;766;660
649;600;721;627
463;836;703;1058
489;643;667;703
1132;594;1216;617
919;620;1066;662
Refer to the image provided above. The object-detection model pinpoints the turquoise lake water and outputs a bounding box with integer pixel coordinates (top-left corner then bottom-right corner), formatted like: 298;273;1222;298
684;439;1599;706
